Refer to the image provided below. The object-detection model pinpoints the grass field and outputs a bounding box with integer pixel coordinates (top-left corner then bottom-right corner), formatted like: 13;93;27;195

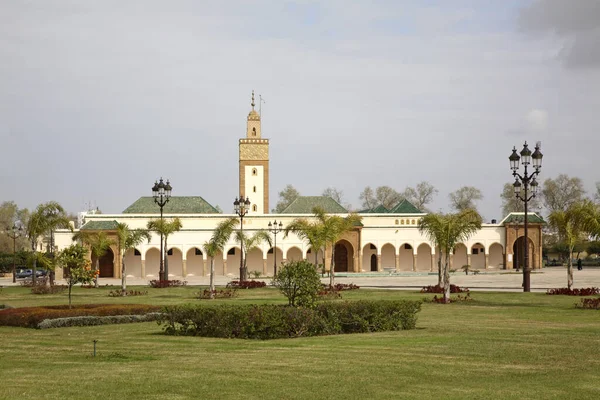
0;286;599;400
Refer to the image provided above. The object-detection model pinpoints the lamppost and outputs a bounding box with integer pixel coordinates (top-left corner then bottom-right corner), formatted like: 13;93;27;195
509;141;543;292
152;178;172;281
6;224;23;283
268;220;283;277
234;195;251;281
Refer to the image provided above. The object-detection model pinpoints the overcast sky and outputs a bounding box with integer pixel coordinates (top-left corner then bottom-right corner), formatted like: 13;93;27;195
1;0;599;220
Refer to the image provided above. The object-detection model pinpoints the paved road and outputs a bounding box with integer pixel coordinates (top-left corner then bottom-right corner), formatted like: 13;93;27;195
2;267;599;292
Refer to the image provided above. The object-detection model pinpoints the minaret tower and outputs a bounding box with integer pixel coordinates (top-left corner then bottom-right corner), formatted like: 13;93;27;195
239;91;269;214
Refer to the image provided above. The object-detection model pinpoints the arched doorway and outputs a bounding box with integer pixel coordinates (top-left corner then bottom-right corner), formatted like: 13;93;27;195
334;240;354;272
513;237;535;270
96;248;114;278
370;254;377;271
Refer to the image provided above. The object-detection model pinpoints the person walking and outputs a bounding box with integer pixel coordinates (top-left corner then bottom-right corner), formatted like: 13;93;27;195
577;258;583;271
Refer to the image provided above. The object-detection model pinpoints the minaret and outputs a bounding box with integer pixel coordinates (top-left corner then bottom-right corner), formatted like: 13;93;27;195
239;91;269;214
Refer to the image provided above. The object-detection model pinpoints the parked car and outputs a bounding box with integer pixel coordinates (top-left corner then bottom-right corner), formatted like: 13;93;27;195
15;269;48;279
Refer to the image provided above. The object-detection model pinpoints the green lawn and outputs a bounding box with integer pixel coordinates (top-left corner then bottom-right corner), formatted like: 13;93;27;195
0;286;599;399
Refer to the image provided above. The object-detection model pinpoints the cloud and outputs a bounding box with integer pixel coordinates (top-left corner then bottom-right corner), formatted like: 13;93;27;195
519;0;600;68
526;109;549;132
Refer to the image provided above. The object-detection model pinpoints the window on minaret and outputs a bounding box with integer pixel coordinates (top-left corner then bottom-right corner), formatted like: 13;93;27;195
252;204;257;212
252;168;257;176
252;127;256;136
253;186;256;193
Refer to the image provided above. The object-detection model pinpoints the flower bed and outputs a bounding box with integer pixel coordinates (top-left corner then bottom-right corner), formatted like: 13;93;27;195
226;280;267;289
149;280;187;288
576;298;600;310
420;284;469;293
0;304;161;329
546;287;600;296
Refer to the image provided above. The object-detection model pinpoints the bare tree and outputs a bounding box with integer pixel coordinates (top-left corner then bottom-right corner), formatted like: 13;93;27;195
449;186;483;212
322;187;344;204
402;181;438;211
500;182;542;217
359;186;402;210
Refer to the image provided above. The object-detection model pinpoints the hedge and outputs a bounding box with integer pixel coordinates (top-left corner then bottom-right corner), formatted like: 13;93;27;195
0;304;162;329
158;300;421;339
37;313;163;329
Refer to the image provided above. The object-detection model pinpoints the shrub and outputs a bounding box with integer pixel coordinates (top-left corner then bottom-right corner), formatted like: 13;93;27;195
19;277;48;288
318;283;360;299
273;260;322;307
576;298;600;310
546;287;600;296
0;304;162;329
37;313;163;329
31;285;66;295
149;280;187;288
420;284;469;294
226;280;267;289
195;288;238;299
108;290;148;297
158;300;422;339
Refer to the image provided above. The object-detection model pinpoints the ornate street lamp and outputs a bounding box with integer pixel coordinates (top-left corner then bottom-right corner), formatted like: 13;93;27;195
6;224;23;283
234;195;251;281
509;141;543;292
152;178;172;281
268;220;283;277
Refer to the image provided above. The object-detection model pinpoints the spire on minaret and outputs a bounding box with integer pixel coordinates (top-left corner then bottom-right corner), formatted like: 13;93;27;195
251;90;255;110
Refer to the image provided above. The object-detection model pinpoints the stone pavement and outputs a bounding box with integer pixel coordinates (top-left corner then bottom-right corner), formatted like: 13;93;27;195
2;267;599;293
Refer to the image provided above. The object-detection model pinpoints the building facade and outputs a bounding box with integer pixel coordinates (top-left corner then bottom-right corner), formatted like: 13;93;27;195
53;95;543;280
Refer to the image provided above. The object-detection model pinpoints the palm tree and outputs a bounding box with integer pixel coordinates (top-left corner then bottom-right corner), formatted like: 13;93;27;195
284;218;327;268
116;223;151;295
203;218;238;298
147;217;182;281
25;202;72;285
418;209;482;303
548;200;599;290
233;229;272;280
312;207;362;287
72;231;115;288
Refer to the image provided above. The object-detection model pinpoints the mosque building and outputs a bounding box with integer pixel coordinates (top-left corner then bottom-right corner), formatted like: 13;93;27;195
54;93;543;280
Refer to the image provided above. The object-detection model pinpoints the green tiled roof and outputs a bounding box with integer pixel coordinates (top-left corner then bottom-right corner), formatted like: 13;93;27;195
122;196;219;214
501;213;545;224
358;204;389;213
281;196;348;214
80;220;119;230
388;199;422;214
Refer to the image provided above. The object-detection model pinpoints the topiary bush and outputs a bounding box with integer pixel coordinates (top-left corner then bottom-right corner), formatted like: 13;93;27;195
272;260;322;307
226;280;267;289
37;313;163;329
158;300;422;339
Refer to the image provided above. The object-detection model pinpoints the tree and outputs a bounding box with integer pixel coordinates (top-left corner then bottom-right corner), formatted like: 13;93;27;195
548;200;599;290
233;229;272;281
595;182;600;204
418;209;482;303
449;186;483;212
359;186;403;210
312;207;362;286
26;202;72;285
586;241;600;257
322;187;344;205
500;182;542;217
0;201;29;252
72;231;114;288
147;217;182;281
56;244;96;308
402;181;438;211
203;218;238;298
115;223;151;295
542;174;586;214
273;260;322;307
284;217;327;268
274;184;300;213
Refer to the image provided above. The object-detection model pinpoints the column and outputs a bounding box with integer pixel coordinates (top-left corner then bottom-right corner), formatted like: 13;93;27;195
202;259;207;276
467;254;472;268
141;260;146;278
395;255;400;272
223;259;227;275
431;254;436;272
354;253;359;272
377;255;382;272
413;254;417;272
262;259;268;275
485;255;489;269
182;259;187;277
